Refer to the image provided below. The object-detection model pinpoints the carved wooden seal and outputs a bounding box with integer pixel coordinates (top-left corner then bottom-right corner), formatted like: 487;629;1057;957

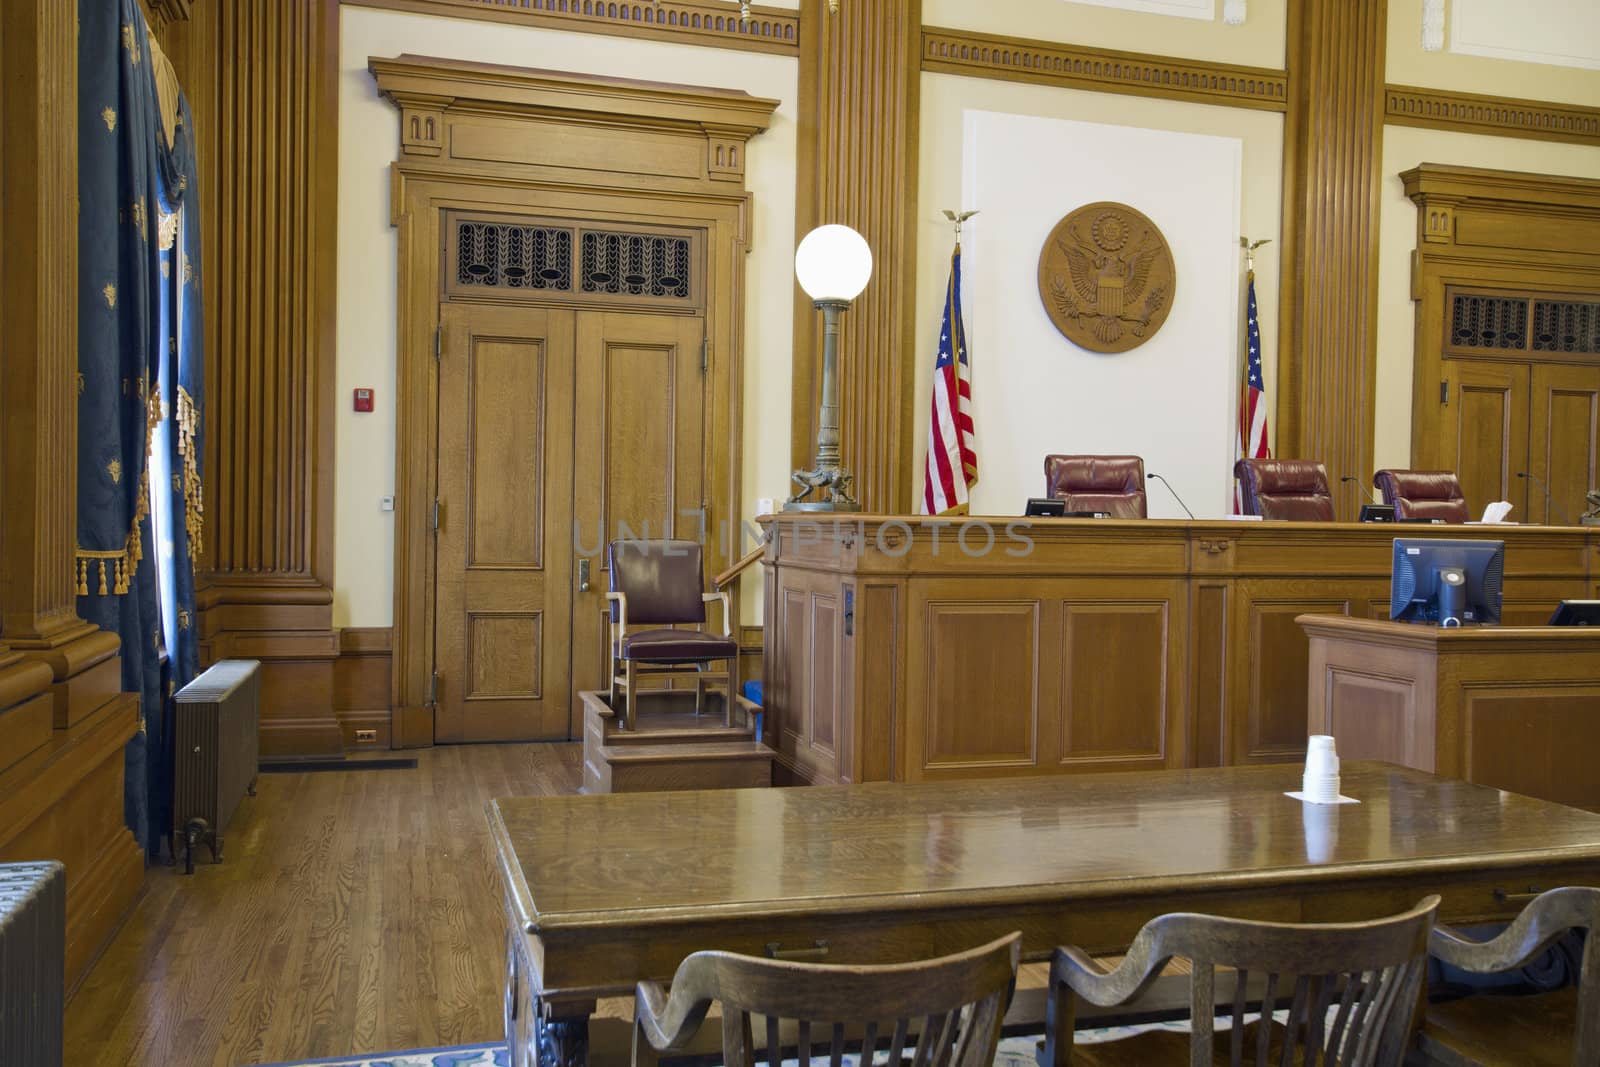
1037;202;1176;353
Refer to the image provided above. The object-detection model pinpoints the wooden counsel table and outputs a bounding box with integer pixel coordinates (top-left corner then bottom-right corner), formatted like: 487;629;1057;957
757;515;1597;785
1302;615;1600;812
489;762;1600;1066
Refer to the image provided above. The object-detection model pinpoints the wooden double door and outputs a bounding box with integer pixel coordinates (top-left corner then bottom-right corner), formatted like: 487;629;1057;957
1439;358;1600;523
432;302;706;742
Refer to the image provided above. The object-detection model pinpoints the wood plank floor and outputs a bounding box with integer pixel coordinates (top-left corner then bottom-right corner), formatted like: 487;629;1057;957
66;743;584;1067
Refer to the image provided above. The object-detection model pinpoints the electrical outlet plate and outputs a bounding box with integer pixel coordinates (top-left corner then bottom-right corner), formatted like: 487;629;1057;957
354;729;378;743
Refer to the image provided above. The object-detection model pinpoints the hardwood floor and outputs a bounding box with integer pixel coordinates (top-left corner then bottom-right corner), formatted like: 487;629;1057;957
66;743;584;1067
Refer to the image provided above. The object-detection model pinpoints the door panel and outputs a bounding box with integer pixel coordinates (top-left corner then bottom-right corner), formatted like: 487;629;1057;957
1440;360;1529;519
571;312;707;704
1528;363;1600;524
436;303;575;742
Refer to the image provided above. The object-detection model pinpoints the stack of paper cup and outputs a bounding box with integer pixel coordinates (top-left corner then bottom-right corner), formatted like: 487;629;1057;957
1303;735;1341;804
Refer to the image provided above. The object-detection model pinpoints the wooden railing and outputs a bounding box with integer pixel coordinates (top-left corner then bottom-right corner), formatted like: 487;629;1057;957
714;544;766;590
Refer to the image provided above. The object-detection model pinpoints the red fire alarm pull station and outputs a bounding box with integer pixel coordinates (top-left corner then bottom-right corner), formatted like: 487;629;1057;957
353;388;375;412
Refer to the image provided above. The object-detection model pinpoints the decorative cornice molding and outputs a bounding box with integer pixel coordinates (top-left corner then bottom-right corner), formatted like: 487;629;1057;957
1402;163;1600;219
370;54;780;135
1385;84;1600;148
920;26;1287;112
341;0;800;56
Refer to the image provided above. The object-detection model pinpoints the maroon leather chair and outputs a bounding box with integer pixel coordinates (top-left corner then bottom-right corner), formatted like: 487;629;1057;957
1233;459;1335;521
1043;455;1148;518
1373;469;1469;523
606;540;736;730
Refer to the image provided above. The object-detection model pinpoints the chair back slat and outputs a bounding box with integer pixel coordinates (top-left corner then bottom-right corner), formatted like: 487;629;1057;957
888;1016;911;1063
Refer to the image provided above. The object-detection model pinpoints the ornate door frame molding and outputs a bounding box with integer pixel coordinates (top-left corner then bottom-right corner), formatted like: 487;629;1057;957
373;56;776;746
1403;164;1600;471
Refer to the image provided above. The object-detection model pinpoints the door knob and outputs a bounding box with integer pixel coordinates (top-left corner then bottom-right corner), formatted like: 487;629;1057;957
577;558;590;592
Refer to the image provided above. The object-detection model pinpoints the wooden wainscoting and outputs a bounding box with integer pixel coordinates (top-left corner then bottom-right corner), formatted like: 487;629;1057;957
761;516;1597;787
335;627;394;749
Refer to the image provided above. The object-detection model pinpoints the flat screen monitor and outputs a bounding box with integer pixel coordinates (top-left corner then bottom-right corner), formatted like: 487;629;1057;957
1390;538;1504;626
1550;600;1600;626
1024;497;1066;517
1359;504;1395;523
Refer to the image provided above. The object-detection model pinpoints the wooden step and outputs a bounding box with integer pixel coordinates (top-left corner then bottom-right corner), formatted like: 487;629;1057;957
582;689;755;747
584;739;774;794
580;689;773;794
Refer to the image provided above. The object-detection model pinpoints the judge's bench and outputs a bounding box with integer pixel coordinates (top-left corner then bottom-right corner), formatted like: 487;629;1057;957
756;514;1598;788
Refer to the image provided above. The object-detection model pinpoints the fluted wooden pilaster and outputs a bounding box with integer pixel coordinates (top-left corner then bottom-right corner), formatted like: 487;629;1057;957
174;0;343;756
0;0;95;648
1277;0;1387;515
199;0;338;582
791;0;922;514
0;0;144;992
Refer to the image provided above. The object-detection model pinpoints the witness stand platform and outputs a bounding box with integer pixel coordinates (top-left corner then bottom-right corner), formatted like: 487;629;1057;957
579;688;773;794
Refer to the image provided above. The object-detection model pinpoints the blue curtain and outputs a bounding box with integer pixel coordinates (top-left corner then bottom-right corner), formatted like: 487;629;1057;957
78;0;204;857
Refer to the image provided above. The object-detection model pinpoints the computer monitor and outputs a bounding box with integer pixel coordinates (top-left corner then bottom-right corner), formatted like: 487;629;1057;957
1550;600;1600;626
1024;497;1066;517
1358;504;1395;523
1390;538;1504;626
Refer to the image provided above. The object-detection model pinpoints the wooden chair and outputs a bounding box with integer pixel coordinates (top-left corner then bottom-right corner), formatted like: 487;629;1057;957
1415;886;1599;1067
632;932;1021;1067
606;539;736;730
1043;896;1440;1066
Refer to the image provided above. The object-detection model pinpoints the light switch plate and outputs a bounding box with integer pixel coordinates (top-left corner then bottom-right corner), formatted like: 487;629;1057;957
379;496;396;512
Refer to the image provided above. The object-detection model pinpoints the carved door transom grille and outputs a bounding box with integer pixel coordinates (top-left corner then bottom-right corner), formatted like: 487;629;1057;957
1446;287;1600;357
456;219;573;291
446;212;702;310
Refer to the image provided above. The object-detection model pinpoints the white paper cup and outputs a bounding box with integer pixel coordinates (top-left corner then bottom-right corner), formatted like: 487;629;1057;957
1305;735;1340;780
1303;773;1341;804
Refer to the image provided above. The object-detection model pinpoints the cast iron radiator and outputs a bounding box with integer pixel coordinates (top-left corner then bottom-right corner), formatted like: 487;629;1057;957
172;659;261;874
0;861;65;1067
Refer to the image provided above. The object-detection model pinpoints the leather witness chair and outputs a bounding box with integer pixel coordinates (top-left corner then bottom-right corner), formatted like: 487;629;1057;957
607;540;736;731
1373;469;1469;523
1234;459;1336;521
1044;455;1148;518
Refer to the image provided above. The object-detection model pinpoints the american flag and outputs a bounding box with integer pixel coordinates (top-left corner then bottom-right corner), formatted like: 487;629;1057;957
1235;268;1271;512
920;244;978;515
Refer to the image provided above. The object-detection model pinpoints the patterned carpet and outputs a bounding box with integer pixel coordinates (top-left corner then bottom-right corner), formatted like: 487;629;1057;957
254;1029;1189;1067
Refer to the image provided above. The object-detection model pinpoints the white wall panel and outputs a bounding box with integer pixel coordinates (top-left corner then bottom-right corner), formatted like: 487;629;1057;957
959;109;1243;519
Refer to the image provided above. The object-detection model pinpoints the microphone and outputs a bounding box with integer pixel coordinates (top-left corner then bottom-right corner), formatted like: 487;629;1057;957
1148;472;1195;520
1340;475;1382;506
1517;471;1573;525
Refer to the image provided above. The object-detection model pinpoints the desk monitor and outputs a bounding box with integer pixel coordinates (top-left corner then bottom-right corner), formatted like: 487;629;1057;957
1390;538;1504;627
1550;600;1600;626
1359;504;1396;523
1024;497;1066;517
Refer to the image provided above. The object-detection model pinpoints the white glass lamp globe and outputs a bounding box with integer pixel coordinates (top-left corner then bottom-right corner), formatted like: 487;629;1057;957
794;224;873;303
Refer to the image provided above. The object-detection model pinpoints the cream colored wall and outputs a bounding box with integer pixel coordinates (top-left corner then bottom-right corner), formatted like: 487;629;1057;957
1387;0;1600;105
334;6;797;628
923;0;1286;67
915;71;1284;511
1372;125;1600;472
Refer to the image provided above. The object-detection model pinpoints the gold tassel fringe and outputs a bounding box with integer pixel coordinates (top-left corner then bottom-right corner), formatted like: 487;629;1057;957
176;385;203;561
76;373;167;598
